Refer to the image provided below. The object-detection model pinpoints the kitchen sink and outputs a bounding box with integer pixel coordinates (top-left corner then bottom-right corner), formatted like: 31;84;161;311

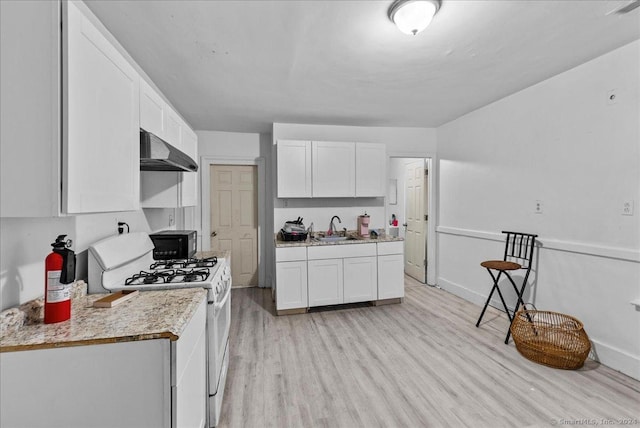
315;236;350;242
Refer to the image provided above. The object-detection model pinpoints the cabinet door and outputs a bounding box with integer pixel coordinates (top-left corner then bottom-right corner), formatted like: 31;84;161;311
308;258;343;307
276;261;308;310
140;79;165;138
1;0;60;217
312;141;355;197
180;125;198;207
377;254;405;299
277;140;312;198
0;340;171;427
355;143;386;197
63;1;140;213
343;256;377;303
175;299;207;428
164;107;183;153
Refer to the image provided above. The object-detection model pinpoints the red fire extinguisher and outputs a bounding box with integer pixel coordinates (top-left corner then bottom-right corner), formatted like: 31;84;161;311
44;235;76;324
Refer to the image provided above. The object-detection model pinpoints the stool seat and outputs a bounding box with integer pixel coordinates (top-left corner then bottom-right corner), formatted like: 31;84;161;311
480;260;521;270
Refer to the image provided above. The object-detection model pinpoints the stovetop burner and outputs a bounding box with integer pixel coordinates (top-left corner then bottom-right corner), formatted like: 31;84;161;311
174;268;211;283
124;267;211;286
150;256;217;271
125;270;176;286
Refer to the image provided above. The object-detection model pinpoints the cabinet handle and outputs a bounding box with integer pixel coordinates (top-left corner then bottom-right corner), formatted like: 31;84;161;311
211;231;217;237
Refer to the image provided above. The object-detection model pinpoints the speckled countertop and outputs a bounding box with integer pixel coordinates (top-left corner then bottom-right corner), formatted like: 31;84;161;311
275;231;403;248
196;250;231;261
0;288;207;353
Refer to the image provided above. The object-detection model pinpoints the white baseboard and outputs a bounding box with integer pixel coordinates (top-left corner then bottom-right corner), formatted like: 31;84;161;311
438;276;517;314
438;276;640;381
590;339;640;381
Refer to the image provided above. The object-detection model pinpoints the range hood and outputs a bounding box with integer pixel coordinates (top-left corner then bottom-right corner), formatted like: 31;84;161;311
140;129;198;172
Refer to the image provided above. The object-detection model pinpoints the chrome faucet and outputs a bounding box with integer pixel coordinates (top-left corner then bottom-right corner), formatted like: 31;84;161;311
328;216;341;236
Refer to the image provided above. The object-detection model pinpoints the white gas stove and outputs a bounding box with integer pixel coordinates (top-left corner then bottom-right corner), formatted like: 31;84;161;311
88;232;231;427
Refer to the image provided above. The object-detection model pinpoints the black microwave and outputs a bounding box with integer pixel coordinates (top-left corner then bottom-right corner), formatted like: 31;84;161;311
149;230;197;260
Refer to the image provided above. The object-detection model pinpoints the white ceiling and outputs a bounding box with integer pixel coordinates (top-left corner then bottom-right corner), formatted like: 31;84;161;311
85;0;640;134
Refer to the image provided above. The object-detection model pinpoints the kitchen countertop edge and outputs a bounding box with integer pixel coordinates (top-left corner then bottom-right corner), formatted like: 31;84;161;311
0;288;207;353
275;233;404;248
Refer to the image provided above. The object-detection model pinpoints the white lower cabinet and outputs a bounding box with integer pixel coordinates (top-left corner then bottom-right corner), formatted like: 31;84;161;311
343;256;377;303
275;242;404;312
0;299;207;428
276;261;308;310
377;241;405;299
275;247;308;311
307;243;376;307
308;258;344;306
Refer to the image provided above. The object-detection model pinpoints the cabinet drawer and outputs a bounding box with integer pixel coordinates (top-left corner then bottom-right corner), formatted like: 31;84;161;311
377;241;404;256
307;243;376;260
276;246;307;262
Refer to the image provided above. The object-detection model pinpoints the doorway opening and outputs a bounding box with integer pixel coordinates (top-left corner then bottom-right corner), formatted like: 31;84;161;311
387;157;436;285
201;157;266;288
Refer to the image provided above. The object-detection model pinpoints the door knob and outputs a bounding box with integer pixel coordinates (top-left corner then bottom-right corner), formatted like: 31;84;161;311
211;231;217;237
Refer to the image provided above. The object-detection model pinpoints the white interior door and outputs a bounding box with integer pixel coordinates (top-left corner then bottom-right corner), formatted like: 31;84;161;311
210;165;258;287
404;160;427;283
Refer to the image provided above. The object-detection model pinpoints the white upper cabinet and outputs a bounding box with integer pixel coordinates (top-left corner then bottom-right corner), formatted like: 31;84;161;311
63;1;140;214
164;106;184;153
1;1;141;216
312;141;355;197
277;140;312;198
275;140;385;199
1;0;60;217
355;142;386;197
140;78;165;138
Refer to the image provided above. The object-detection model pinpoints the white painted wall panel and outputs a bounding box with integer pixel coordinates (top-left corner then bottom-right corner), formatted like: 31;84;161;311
437;40;640;380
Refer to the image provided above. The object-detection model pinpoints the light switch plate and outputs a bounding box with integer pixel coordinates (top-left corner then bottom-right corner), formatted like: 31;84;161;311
622;200;634;216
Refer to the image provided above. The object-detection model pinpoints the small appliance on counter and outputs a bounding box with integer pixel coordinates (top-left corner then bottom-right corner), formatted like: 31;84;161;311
357;213;370;238
280;217;308;241
389;213;399;237
149;230;197;260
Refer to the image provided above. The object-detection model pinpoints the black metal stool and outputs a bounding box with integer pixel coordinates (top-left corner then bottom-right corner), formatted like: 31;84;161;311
476;231;538;344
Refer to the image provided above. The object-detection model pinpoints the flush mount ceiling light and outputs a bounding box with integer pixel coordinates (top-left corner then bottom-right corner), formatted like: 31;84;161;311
388;0;441;36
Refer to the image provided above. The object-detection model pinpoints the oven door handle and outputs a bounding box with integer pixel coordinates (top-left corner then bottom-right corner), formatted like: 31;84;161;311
215;282;231;311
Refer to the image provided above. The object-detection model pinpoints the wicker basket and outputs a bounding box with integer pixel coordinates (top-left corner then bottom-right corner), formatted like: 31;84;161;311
510;309;591;369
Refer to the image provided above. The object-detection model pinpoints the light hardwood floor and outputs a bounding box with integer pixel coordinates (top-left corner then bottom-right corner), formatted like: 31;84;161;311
219;277;640;427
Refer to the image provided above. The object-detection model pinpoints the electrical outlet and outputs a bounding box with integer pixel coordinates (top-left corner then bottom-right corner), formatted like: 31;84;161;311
534;200;543;214
622;200;634;216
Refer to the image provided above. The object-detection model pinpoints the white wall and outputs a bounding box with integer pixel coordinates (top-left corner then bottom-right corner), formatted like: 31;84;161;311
436;40;640;379
0;210;154;310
